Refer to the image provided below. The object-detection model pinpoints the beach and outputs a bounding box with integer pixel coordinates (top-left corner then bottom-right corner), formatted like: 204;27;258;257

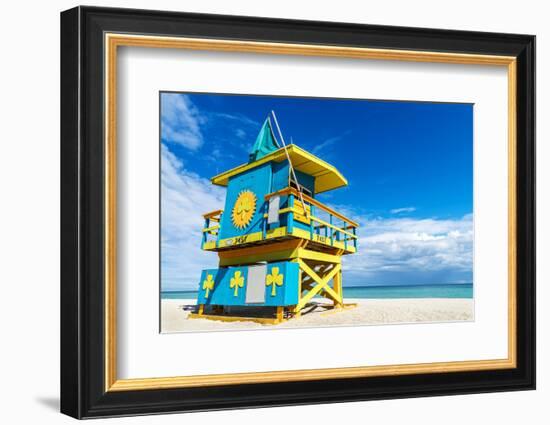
161;298;474;333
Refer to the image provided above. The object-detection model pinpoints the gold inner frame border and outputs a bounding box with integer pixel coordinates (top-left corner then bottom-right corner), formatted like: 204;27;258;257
104;33;517;392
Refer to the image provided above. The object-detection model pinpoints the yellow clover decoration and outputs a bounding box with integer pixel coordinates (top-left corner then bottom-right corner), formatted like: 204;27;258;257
229;270;245;297
231;190;257;229
202;274;214;298
266;267;284;297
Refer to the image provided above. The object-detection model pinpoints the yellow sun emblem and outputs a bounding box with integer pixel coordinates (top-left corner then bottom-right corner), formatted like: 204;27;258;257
231;190;257;229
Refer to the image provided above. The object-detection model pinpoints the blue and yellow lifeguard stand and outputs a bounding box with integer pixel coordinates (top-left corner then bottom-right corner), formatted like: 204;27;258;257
191;116;359;324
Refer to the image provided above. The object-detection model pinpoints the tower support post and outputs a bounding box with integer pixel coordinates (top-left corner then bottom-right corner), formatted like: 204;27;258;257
276;306;284;322
294;257;343;315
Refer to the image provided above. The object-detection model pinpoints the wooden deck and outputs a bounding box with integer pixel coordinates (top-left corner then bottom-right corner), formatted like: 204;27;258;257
203;225;356;255
202;186;359;255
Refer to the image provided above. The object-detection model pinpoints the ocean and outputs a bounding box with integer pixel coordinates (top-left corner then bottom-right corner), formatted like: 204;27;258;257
161;283;473;300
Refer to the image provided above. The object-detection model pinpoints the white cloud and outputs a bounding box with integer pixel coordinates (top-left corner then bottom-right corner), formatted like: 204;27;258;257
316;201;472;283
312;130;352;155
161;94;204;150
213;112;260;128
161;143;225;290
342;214;473;285
206;112;261;153
235;128;247;139
390;206;416;214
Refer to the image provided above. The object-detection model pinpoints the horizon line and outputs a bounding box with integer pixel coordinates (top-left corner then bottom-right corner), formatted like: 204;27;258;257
161;282;474;292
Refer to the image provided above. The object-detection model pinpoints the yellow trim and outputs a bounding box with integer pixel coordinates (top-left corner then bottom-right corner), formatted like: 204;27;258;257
202;241;216;250
218;244;341;267
263;207;295;217
206;224;356;254
104;33;518;392
295;248;342;264
220;250;295;266
189;313;283;325
104;34;117;389
203;209;223;219
216;226;288;249
202;225;220;233
211;145;348;194
294;202;311;225
220;248;300;266
219;240;302;258
109;358;517;391
217;231;263;248
267;227;289;240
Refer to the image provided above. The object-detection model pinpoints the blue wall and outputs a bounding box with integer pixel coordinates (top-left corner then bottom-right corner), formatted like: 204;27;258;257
294;170;315;195
217;160;317;239
271;161;289;192
197;261;300;306
271;162;315;195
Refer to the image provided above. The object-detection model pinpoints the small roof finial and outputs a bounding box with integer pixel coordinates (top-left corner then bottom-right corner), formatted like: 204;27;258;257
249;116;280;162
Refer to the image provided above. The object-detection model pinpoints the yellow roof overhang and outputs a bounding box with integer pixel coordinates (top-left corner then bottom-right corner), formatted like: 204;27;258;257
211;144;348;194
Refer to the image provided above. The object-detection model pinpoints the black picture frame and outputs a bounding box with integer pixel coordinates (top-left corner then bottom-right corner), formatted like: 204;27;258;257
61;5;535;419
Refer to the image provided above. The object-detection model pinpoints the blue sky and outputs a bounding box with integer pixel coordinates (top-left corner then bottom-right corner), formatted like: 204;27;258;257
160;92;473;291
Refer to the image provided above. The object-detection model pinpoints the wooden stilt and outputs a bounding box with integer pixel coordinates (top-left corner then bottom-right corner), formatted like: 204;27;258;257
333;268;343;308
294;268;303;318
198;304;204;315
276;306;284;322
295;259;342;311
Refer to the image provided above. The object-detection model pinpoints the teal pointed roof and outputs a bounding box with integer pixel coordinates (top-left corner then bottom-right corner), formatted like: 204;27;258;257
249;118;279;162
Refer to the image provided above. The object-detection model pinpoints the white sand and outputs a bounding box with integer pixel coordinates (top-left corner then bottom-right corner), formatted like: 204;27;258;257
161;298;474;333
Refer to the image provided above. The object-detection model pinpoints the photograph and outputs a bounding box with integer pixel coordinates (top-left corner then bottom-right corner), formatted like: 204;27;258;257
160;92;475;332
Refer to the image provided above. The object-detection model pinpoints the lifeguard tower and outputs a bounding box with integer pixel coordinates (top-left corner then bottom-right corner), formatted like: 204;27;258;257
190;113;359;324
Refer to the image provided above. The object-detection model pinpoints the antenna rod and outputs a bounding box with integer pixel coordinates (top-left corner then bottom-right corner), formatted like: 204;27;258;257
268;117;281;148
271;111;309;218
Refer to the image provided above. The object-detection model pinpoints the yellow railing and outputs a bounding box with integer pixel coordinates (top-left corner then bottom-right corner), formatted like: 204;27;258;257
265;187;358;250
201;188;358;251
202;209;223;246
266;187;359;227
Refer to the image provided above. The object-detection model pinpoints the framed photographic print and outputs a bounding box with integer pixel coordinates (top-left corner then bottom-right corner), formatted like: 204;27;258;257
60;6;535;419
